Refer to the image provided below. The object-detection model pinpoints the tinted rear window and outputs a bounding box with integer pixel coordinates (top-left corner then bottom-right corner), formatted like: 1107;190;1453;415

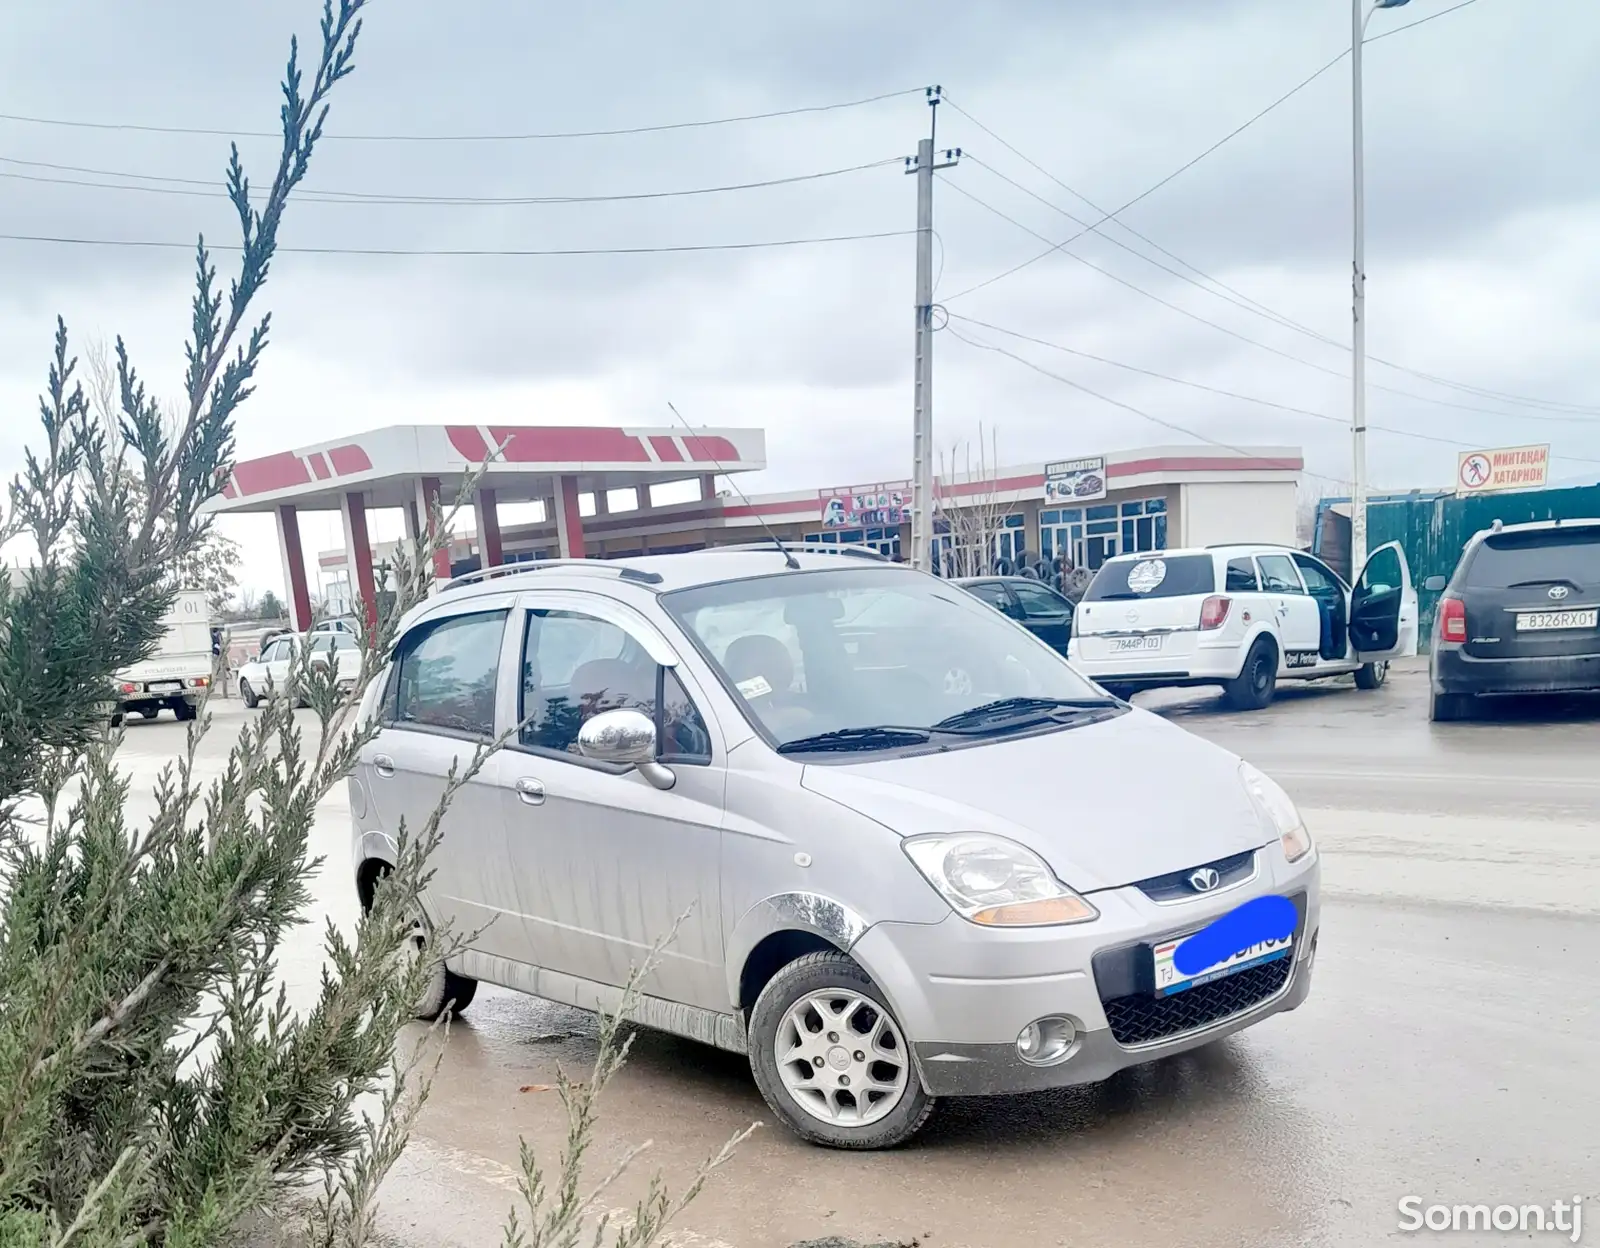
1464;528;1600;587
1084;555;1215;600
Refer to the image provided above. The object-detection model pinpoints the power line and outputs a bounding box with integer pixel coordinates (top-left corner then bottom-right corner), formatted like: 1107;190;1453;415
0;228;913;257
0;155;901;207
959;148;1600;418
941;177;1600;426
939;0;1488;308
944;318;1600;467
0;86;925;143
939;53;1347;303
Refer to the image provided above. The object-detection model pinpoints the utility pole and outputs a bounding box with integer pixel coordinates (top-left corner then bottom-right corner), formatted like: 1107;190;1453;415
906;85;959;573
1351;0;1374;576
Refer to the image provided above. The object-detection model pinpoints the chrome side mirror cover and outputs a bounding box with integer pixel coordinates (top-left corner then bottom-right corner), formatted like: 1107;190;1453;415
577;707;658;766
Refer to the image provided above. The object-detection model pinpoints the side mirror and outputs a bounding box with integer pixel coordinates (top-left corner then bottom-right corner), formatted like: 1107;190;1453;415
1423;575;1447;593
577;708;658;766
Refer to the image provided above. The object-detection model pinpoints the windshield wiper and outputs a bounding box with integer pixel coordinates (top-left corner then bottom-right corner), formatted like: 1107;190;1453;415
777;725;933;754
932;696;1120;732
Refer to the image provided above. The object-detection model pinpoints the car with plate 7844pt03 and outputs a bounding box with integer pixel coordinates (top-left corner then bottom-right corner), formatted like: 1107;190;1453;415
349;548;1320;1149
1067;543;1418;709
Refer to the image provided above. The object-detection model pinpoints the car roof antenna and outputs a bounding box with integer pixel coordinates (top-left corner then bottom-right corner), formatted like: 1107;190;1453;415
666;401;799;569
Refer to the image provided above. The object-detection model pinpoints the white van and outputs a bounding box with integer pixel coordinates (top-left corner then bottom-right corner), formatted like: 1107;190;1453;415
113;589;215;724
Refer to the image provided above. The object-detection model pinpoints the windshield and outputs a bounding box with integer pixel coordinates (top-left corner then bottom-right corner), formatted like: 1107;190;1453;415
1465;528;1600;587
662;567;1111;751
1084;554;1216;601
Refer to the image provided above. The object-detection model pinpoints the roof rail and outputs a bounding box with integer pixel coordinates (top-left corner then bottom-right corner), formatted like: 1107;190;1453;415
707;543;889;563
442;559;663;592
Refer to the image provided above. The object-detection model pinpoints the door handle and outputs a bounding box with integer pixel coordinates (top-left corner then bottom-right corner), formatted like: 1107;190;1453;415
373;753;395;778
515;777;545;806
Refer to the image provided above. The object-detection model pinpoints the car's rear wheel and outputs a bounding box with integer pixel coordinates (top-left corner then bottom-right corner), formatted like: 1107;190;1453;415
1354;660;1388;690
239;679;259;709
1224;638;1278;711
747;951;934;1150
1101;683;1137;703
1429;690;1474;723
362;864;477;1021
173;701;197;722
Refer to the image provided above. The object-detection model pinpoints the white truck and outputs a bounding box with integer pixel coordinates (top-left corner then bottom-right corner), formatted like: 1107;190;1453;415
112;589;216;724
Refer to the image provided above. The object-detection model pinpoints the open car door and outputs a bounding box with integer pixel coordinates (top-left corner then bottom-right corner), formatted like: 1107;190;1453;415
1349;540;1418;661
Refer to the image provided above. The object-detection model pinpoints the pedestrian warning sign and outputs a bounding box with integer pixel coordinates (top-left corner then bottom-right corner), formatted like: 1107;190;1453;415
1456;444;1549;495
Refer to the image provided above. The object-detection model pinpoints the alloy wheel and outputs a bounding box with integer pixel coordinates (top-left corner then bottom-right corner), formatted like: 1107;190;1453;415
774;988;910;1126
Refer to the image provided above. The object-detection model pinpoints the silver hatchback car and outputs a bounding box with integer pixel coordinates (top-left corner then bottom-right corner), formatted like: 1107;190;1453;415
350;547;1320;1149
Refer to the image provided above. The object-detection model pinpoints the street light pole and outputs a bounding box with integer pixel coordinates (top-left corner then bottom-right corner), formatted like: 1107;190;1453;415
1352;0;1411;576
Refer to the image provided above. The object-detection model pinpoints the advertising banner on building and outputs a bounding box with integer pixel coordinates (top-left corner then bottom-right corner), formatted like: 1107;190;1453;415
1456;444;1550;495
1044;456;1108;504
820;481;911;527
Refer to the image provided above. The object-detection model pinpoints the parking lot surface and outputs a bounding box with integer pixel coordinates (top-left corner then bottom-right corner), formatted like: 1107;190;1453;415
114;661;1600;1248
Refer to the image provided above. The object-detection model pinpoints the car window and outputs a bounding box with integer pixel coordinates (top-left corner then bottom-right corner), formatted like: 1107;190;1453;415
963;582;1013;612
1357;545;1403;594
659;667;712;764
520;610;653;756
392;610;506;737
263;640;289;662
1084;555;1215;601
1292;553;1343;594
1257;554;1305;594
664;567;1108;750
1010;581;1070;617
1463;528;1600;587
1224;557;1260;592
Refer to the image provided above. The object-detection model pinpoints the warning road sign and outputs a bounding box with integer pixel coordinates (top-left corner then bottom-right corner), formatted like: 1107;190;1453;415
1456;444;1549;495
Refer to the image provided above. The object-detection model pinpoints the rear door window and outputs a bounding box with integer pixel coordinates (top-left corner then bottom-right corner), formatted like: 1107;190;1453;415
391;610;508;737
1464;529;1600;587
1257;554;1305;594
1084;555;1215;601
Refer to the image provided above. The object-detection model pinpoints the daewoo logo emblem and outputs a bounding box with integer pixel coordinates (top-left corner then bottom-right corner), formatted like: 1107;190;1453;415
1188;867;1221;893
1548;585;1570;601
1126;609;1140;624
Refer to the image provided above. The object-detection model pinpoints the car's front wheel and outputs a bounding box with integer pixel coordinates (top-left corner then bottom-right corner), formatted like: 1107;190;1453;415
747;951;934;1150
239;679;259;709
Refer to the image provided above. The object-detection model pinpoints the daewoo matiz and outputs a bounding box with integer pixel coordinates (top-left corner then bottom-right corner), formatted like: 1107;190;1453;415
350;547;1320;1148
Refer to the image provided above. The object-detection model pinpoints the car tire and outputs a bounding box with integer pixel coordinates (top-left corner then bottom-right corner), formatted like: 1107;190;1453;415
1224;637;1279;711
173;701;197;722
1102;684;1137;703
362;865;477;1022
747;950;935;1150
240;679;259;709
1353;660;1388;690
1429;690;1474;723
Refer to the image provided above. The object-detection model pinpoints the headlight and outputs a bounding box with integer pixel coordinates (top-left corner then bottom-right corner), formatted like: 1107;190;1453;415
1240;761;1313;862
902;833;1099;927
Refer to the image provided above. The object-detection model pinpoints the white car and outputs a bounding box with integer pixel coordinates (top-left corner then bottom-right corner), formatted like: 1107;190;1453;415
1067;543;1418;709
238;630;362;708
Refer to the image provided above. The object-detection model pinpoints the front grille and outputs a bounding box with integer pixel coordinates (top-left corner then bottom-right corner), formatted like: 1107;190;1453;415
1134;849;1256;903
1101;956;1292;1046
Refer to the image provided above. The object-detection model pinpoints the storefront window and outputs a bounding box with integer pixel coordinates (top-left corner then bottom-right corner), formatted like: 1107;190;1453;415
1040;496;1167;570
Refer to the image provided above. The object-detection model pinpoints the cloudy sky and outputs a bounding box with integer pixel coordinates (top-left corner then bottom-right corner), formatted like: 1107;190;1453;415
4;0;1597;595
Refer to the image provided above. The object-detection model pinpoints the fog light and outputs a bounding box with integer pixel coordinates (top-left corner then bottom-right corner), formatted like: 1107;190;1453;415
1016;1015;1077;1066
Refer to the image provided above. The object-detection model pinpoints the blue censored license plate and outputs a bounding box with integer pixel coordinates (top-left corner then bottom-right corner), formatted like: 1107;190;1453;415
1150;935;1292;998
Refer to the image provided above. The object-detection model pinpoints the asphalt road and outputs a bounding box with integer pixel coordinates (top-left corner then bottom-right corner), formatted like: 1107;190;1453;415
112;661;1600;1248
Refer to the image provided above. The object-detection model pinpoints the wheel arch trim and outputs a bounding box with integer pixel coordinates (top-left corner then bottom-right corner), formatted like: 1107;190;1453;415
724;891;869;1009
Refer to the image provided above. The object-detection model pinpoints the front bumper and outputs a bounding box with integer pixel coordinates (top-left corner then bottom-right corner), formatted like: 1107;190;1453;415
1434;647;1600;697
850;842;1320;1098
